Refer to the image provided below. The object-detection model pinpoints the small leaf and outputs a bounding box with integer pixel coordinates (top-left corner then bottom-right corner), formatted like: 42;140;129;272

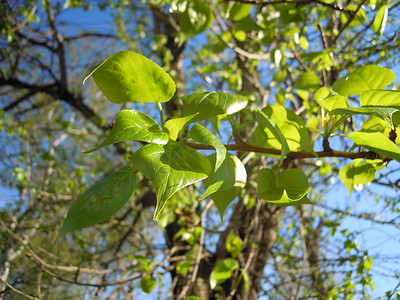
182;92;248;123
84;109;168;153
60;166;136;235
371;6;388;37
130;140;211;220
141;275;156;294
226;2;252;21
348;131;400;162
240;268;250;291
179;0;213;37
339;162;376;195
164;113;198;140
294;72;320;91
340;4;366;27
210;259;239;289
226;233;243;258
332;65;395;96
83;51;176;104
317;96;348;111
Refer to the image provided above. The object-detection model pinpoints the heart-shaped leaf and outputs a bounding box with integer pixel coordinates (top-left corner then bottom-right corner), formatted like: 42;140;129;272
83;51;176;103
182;92;248;123
130;140;211;220
332;65;395;96
84;109;168;153
60;166;136;235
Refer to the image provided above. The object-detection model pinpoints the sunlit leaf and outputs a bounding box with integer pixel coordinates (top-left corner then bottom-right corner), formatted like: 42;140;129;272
252;105;315;156
360;90;400;107
164;113;198;140
180;0;213;37
130;140;211;220
348;131;400;162
332;65;395;96
371;6;388;37
60;166;136;235
182;92;248;123
294;72;320;91
226;233;243;258
340;4;366;27
317;95;348;111
83;51;176;103
226;2;252;21
210;259;239;289
84;109;168;153
339;161;376;195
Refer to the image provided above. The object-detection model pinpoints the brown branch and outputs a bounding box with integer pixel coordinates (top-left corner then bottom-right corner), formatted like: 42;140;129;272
184;142;377;160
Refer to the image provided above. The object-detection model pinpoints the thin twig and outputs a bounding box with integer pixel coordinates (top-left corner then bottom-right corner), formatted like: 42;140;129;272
0;277;39;300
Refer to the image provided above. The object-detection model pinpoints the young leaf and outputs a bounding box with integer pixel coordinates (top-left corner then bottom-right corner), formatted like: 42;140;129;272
226;233;243;259
141;275;156;294
348;131;400;162
339;162;376;195
253;108;290;162
371;6;388;37
226;2;252;21
164;113;198;141
294;72;320;91
210;259;239;289
83;51;176;104
179;0;213;37
203;154;246;220
317;95;348;111
60;166;136;235
129;140;211;220
252;105;315;156
182;92;248;123
257;168;284;200
332;65;395;96
83;109;168;153
283;168;310;201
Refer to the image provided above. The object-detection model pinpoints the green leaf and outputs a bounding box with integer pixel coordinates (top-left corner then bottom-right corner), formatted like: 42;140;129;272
258;168;312;206
348;131;400;162
317;95;348;111
83;51;176;104
164;113;198;140
332;65;395;96
226;2;252;21
189;124;246;217
254;109;290;162
141;275;156;294
283;169;310;201
339;161;376;195
331;106;399;126
371;6;388;37
210;259;239;289
240;268;250;291
83;109;168;153
176;260;192;274
252;105;315;156
203;154;246;220
360;90;400;108
340;4;366;27
60;166;136;235
129;140;211;220
226;233;243;258
179;0;213;37
182;92;248;123
294;72;320;91
257;168;283;200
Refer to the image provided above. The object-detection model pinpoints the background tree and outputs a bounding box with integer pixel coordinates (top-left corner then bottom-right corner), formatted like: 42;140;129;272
1;0;400;299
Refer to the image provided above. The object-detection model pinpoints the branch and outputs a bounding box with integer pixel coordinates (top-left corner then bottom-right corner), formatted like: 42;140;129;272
184;142;377;160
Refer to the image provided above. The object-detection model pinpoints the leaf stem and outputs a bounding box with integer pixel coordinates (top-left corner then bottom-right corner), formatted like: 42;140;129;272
157;102;165;128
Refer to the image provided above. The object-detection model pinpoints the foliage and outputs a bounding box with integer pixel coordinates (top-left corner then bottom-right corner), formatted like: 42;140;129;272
1;0;400;299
